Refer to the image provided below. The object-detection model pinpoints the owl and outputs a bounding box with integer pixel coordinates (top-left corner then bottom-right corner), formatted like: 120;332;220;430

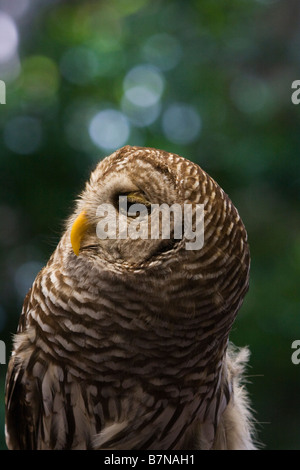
5;145;256;450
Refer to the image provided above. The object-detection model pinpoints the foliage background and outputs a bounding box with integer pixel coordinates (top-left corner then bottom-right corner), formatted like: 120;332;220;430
0;0;300;450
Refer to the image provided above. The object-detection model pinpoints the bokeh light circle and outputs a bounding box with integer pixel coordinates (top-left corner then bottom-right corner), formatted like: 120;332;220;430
0;12;18;64
121;96;161;127
21;55;59;101
89;109;130;151
162;103;202;145
123;64;164;107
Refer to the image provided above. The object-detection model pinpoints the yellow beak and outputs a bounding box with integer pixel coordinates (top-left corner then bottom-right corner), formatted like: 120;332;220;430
70;211;90;256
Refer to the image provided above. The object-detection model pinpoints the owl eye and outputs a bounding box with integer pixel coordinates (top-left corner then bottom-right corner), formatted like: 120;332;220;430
116;191;151;218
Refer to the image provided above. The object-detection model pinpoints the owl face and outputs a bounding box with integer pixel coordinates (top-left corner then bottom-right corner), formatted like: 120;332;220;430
68;146;202;268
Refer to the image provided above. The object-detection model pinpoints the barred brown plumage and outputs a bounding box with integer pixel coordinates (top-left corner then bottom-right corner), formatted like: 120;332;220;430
5;145;256;450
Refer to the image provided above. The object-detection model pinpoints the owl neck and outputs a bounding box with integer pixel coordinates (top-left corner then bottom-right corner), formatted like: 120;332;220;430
42;246;233;392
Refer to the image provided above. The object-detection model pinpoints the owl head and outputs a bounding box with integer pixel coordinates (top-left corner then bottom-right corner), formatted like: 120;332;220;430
64;145;249;324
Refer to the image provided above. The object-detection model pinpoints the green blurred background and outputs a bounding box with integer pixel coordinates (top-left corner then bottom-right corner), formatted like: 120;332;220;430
0;0;299;450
